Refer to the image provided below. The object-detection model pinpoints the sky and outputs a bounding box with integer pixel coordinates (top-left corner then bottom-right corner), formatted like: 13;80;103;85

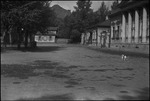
50;1;116;12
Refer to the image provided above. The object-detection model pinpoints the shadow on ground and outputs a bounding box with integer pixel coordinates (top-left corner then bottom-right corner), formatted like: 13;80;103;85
118;87;149;100
87;47;149;58
1;64;40;79
1;60;78;80
1;46;65;53
16;93;74;101
103;87;149;100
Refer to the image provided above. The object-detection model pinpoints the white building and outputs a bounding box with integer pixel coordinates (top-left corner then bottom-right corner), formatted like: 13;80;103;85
81;20;111;48
109;0;149;50
35;27;58;43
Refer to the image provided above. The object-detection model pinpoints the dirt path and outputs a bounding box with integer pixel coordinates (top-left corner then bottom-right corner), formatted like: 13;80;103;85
1;44;149;100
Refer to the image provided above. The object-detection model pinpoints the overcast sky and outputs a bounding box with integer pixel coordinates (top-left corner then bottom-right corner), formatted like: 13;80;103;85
50;1;115;12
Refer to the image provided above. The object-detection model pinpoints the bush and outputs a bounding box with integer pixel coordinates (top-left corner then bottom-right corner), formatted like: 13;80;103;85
70;29;81;43
30;41;37;48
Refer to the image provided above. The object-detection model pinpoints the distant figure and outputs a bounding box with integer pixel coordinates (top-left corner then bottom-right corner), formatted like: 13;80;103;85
122;54;127;60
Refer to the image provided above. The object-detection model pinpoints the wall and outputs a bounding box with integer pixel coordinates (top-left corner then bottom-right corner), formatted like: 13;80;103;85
97;27;110;46
35;35;55;43
56;38;69;44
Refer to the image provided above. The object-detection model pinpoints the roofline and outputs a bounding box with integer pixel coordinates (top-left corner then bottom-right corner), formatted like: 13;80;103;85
109;0;149;17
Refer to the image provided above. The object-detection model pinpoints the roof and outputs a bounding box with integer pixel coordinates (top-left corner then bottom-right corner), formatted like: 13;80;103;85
109;8;121;17
96;20;111;27
36;31;42;35
47;27;58;31
87;20;111;30
109;0;149;17
35;34;57;36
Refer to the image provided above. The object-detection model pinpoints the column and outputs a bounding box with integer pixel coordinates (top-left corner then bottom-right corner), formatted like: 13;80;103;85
97;28;100;45
128;12;132;43
9;33;12;45
135;10;139;43
111;26;114;43
142;7;147;43
111;26;113;39
96;28;98;46
81;33;83;44
115;25;118;43
94;30;96;45
122;14;126;43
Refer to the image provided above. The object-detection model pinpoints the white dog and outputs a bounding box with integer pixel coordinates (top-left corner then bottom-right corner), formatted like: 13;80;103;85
122;54;127;60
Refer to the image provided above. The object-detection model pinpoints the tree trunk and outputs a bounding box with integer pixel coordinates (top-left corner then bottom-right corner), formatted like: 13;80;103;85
17;29;21;49
17;35;21;49
24;31;28;48
3;31;7;48
29;34;32;47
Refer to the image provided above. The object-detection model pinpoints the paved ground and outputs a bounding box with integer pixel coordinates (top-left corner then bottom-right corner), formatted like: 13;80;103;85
1;43;149;100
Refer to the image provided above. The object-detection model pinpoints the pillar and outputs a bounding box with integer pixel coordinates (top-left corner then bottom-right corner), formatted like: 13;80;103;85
142;7;147;43
9;33;12;45
122;14;126;43
111;26;113;39
128;12;132;43
115;25;118;43
96;28;98;46
110;26;114;44
81;33;83;44
135;10;139;43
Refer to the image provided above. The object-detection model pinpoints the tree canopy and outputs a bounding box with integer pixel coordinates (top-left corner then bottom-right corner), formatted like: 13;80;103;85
59;0;111;43
111;0;119;10
1;1;56;48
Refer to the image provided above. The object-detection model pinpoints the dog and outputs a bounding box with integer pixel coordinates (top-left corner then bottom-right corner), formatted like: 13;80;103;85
122;54;127;60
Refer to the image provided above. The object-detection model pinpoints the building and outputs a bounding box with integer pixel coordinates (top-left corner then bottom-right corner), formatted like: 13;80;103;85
109;0;149;50
81;20;111;48
35;27;58;43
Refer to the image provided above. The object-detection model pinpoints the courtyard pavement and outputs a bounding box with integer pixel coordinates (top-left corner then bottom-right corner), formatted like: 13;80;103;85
1;43;149;100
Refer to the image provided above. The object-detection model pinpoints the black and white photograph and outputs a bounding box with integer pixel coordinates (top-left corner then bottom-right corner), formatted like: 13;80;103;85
1;0;149;100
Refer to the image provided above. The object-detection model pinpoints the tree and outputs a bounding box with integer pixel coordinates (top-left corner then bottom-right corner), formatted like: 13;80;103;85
111;0;119;10
74;0;92;33
70;29;81;43
60;0;93;43
94;1;110;24
1;1;56;48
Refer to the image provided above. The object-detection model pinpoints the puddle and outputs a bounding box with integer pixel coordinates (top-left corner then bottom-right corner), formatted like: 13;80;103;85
68;65;78;69
65;85;75;88
93;68;134;72
13;82;21;84
65;79;81;86
79;69;91;71
103;98;115;100
118;76;133;79
115;68;134;71
111;84;126;87
94;69;114;72
1;64;41;79
31;60;59;69
84;87;95;90
16;93;74;100
105;76;113;79
51;73;71;79
120;91;129;93
118;87;149;100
